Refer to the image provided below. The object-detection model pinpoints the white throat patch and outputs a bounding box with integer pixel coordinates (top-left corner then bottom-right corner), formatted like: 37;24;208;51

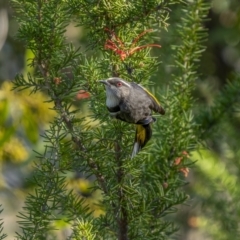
106;90;120;108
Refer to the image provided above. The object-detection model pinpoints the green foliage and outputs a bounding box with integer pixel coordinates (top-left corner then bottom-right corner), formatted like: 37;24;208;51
16;133;93;239
145;1;210;237
70;218;96;240
7;0;210;239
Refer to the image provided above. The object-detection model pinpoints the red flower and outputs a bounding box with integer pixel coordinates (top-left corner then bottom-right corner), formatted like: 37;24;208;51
76;90;91;100
104;28;161;61
174;151;190;177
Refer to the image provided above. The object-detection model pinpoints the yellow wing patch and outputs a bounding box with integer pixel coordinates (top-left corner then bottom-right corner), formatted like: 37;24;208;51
142;86;161;106
138;84;165;114
136;125;146;146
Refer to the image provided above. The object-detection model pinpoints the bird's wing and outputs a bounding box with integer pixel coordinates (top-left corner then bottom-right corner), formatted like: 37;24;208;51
132;124;152;158
131;83;165;115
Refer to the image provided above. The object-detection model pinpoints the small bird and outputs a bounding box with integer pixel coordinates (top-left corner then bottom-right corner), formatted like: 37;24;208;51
99;77;165;158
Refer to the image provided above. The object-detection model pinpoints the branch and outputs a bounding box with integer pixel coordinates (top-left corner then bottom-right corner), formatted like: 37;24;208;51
115;139;128;240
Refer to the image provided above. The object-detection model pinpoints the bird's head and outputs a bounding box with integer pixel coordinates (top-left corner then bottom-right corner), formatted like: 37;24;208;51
99;77;131;99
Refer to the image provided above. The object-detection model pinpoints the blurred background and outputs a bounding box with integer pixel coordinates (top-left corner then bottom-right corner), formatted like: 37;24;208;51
0;0;240;239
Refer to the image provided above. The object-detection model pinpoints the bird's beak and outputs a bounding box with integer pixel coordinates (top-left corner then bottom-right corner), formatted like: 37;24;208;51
98;80;109;85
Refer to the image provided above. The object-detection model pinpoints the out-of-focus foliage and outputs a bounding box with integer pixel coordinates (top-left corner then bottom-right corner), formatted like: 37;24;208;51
0;80;56;198
174;0;240;239
0;82;55;160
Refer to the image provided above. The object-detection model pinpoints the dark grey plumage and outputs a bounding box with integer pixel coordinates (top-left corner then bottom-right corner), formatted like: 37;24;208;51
99;77;164;124
99;77;165;157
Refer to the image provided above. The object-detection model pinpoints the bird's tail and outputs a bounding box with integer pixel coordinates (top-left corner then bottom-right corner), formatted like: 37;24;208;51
131;124;152;158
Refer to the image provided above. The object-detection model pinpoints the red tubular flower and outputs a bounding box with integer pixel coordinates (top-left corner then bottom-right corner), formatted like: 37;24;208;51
104;28;161;61
76;90;91;100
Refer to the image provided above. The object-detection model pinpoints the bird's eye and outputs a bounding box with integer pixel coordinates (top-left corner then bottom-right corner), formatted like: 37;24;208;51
117;82;122;87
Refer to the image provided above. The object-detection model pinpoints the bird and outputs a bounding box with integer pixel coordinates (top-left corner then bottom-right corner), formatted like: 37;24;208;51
99;77;165;158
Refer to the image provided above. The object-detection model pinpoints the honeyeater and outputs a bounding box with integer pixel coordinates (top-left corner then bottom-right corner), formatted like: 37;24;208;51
99;77;165;158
